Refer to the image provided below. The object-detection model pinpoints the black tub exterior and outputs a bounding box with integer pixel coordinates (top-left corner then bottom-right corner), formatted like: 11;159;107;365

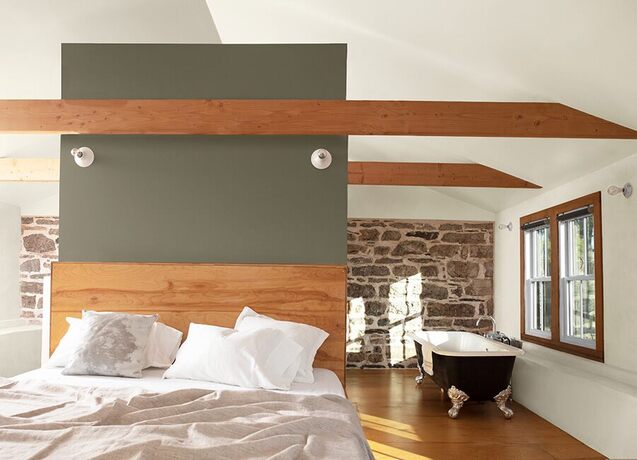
415;342;516;401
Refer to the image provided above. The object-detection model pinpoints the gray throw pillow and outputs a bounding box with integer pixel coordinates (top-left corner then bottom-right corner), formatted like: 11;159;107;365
62;311;157;378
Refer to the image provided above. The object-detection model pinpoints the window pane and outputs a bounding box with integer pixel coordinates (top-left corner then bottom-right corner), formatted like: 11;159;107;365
586;216;594;276
533;226;550;278
525;225;551;336
531;280;551;332
566;279;595;341
567;215;594;276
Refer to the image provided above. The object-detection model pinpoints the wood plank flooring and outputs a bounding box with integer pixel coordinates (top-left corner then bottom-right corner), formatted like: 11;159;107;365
346;369;604;460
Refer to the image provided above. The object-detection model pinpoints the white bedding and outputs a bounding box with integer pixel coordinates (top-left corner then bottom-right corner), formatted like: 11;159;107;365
14;366;346;398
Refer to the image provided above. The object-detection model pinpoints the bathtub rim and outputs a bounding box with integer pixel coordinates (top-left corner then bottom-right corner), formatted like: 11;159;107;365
408;330;525;358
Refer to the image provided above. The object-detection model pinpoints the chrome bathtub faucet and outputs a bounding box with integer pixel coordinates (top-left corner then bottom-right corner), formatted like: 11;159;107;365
476;315;510;344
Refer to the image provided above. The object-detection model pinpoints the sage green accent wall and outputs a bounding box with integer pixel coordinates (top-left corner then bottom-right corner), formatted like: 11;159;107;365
60;44;347;264
62;44;346;99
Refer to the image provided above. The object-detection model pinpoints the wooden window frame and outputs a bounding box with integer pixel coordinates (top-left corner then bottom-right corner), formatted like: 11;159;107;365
519;192;604;361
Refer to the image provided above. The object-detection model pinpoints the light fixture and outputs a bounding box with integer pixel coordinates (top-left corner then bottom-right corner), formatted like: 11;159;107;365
498;222;513;231
311;148;332;170
607;183;632;198
71;147;94;168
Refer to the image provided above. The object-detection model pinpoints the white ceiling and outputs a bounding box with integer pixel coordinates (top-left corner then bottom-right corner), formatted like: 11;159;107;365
208;0;637;212
1;0;636;214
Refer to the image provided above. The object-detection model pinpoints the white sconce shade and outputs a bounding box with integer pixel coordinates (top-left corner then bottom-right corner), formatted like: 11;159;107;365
311;149;332;170
71;147;94;168
607;183;633;198
498;222;513;231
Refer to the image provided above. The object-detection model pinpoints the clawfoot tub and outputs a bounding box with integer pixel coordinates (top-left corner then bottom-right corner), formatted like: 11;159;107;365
409;331;524;419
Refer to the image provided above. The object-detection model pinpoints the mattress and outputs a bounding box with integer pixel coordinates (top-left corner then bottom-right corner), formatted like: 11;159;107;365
14;366;346;398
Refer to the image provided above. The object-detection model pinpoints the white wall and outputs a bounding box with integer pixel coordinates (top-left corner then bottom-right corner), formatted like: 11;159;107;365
348;185;495;221
494;153;637;459
20;192;59;217
0;324;42;377
0;202;21;322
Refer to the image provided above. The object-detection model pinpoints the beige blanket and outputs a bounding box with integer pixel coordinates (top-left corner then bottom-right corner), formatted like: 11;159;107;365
0;378;372;460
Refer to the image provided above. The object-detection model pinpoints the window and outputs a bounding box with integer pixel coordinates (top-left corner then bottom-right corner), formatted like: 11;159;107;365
520;192;603;361
524;223;551;338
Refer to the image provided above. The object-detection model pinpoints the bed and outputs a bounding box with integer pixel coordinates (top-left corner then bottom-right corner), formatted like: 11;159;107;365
0;262;372;459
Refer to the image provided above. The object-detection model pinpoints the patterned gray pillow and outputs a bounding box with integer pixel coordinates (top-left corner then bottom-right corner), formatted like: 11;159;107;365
62;311;157;378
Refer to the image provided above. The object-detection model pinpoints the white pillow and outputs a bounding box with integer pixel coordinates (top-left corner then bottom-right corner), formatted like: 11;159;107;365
163;323;303;390
47;317;182;369
234;306;329;384
46;317;86;367
145;322;183;368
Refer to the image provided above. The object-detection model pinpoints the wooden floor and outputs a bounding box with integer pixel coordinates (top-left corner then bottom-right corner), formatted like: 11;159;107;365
346;369;604;460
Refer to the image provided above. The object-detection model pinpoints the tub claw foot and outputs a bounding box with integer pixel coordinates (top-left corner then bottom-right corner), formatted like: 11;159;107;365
447;386;469;419
415;374;424;385
494;385;513;419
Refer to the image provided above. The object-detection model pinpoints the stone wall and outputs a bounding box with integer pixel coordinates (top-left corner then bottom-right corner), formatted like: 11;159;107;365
20;217;59;320
347;219;494;368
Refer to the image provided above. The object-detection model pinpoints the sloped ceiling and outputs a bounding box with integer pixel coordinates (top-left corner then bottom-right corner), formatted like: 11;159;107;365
207;0;637;212
2;1;636;214
0;0;220;211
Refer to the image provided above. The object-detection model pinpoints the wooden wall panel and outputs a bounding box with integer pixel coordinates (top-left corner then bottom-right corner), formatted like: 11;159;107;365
50;262;347;384
2;99;637;138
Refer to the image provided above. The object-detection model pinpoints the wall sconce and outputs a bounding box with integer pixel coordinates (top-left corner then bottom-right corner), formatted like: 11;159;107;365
607;183;632;198
71;147;94;168
311;148;332;170
498;222;513;231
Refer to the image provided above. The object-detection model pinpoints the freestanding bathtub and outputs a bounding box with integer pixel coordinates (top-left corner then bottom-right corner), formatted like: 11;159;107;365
408;330;524;419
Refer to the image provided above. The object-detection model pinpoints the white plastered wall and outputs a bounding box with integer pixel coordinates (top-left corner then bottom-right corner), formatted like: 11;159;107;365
494;153;637;459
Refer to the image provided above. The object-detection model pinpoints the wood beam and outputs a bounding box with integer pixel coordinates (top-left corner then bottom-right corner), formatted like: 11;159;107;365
6;157;539;189
1;99;636;138
0;158;59;182
348;161;541;188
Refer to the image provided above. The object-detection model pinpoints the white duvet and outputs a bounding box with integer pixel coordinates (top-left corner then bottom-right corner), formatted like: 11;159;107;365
0;375;370;460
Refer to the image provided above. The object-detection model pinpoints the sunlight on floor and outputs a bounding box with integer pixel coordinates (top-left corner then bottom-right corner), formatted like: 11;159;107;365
360;413;420;436
368;440;433;460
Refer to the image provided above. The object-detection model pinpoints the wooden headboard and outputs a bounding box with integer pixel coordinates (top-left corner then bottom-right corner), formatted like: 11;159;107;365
50;262;347;384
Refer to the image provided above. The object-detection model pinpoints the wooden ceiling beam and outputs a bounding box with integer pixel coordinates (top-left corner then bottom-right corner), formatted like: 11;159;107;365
0;158;59;182
1;99;636;138
348;161;541;188
3;157;540;189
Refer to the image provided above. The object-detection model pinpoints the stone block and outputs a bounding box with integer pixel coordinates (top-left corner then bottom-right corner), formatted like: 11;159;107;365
464;279;493;296
422;283;449;300
406;231;439;240
21;295;36;308
23;234;56;253
441;232;486;244
391;240;427;256
447;261;480;278
428;244;459;258
20;259;40;272
392;265;419;277
21;282;43;294
428;302;476;317
359;228;380;241
381;230;401;241
352;265;390;277
348;283;376;298
374;246;391;255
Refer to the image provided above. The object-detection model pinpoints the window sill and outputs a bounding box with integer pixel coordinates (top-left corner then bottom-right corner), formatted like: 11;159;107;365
521;332;603;362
